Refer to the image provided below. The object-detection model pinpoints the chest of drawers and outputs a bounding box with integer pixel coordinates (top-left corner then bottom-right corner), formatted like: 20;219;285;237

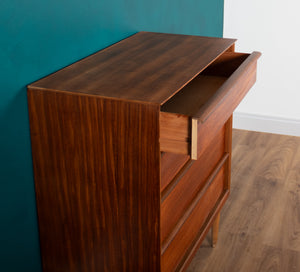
27;32;260;271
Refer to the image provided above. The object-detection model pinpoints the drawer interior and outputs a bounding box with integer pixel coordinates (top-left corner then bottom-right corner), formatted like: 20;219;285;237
161;52;250;116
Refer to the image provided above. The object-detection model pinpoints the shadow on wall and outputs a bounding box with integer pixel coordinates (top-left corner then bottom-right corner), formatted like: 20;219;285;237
0;89;41;271
0;30;135;271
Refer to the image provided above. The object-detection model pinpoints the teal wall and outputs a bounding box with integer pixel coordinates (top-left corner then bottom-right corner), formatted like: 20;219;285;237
0;0;223;271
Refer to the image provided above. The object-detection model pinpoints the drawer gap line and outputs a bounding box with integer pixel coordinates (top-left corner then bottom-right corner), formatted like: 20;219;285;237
161;159;194;202
176;190;230;272
161;152;229;254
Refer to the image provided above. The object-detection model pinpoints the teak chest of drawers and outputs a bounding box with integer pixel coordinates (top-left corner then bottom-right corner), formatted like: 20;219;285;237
27;32;261;272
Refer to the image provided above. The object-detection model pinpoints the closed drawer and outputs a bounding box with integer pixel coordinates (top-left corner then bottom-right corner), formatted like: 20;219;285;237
161;152;190;193
160;51;261;159
161;162;228;272
161;125;225;244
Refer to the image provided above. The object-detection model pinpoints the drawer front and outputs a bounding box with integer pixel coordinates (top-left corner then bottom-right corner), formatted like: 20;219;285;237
161;125;225;244
161;152;190;193
162;163;227;272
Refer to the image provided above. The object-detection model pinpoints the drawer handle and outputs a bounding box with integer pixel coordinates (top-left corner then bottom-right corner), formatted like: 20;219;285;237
191;118;198;160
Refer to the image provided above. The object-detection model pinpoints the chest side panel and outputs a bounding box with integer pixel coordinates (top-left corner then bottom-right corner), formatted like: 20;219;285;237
27;89;161;272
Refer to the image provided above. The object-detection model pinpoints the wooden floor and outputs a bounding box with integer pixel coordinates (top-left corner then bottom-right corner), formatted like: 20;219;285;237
187;129;300;272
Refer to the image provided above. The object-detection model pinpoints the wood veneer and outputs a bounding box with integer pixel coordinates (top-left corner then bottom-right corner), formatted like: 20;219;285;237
161;153;190;193
27;32;260;272
161;125;226;245
162;164;227;272
160;51;261;159
27;90;161;272
30;32;235;104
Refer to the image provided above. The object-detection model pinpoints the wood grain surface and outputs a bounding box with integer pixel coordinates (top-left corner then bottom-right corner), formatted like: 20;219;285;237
161;152;190;192
201;52;249;77
160;51;260;159
161;125;225;245
27;89;161;272
28;32;235;104
211;213;221;248
187;130;300;272
160;112;190;154
26;32;262;272
161;52;260;119
161;75;227;116
194;52;259;160
194;52;261;122
162;165;227;272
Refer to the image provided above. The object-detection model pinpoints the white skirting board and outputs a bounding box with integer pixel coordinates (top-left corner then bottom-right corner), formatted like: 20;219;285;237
233;112;300;137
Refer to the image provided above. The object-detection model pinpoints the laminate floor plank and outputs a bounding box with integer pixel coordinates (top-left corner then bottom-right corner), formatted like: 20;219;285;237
255;136;298;182
261;179;300;252
286;142;300;183
187;129;300;272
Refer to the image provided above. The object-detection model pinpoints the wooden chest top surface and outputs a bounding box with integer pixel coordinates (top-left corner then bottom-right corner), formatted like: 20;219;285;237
28;32;235;104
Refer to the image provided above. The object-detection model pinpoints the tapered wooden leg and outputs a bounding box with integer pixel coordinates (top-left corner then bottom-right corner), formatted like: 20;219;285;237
212;212;220;248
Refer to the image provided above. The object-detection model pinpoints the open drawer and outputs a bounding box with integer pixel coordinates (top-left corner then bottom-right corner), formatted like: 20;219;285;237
160;51;261;159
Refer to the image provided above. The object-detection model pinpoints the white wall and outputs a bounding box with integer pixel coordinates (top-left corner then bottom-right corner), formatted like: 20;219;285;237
224;0;300;136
